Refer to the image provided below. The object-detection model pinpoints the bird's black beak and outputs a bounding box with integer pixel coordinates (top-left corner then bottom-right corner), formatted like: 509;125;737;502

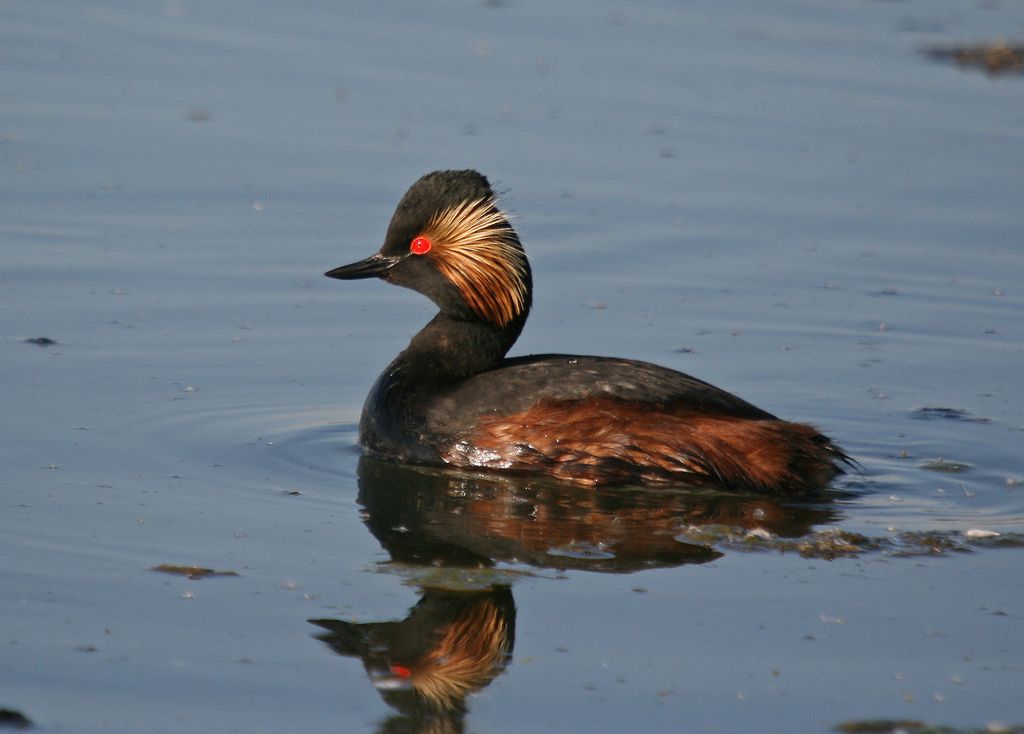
324;253;404;280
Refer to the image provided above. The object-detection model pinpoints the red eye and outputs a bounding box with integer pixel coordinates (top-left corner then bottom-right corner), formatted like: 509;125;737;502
390;664;412;678
410;236;432;255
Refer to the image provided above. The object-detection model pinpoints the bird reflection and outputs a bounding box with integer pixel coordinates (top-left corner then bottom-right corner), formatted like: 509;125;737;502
311;457;842;731
352;456;841;572
311;587;514;734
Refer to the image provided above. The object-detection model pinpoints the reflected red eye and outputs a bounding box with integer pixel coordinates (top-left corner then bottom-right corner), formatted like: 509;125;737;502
410;236;432;255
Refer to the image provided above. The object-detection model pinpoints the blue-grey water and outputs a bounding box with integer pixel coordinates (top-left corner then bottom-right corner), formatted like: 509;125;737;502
2;2;1022;732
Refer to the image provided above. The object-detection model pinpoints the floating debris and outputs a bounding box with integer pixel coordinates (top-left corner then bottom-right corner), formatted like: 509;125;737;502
836;720;1023;734
0;708;33;729
152;564;239;580
673;525;1024;560
920;458;971;473
925;40;1024;77
912;407;990;424
796;529;880;558
24;337;57;346
834;722;927;734
896;531;974;556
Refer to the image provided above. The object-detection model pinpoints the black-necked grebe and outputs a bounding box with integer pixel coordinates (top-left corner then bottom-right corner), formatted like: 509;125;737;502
326;170;849;494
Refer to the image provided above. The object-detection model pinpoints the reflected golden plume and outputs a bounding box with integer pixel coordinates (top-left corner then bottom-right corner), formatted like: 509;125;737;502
421;197;529;327
311;586;516;732
405;597;512;709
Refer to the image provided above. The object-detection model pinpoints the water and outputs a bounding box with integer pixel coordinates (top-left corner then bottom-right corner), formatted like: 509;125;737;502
2;1;1022;732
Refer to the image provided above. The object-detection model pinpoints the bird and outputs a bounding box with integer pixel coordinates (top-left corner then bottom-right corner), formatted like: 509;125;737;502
325;170;850;494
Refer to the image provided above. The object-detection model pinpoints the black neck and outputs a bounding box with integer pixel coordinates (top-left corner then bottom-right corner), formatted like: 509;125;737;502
358;309;528;459
397;311;525;384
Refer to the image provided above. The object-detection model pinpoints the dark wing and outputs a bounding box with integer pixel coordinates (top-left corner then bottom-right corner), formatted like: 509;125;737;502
427;353;776;429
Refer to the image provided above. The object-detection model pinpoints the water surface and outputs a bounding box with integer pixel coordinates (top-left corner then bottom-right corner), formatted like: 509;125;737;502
2;1;1022;732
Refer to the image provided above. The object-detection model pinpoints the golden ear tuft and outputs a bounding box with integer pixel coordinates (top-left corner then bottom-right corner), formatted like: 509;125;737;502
421;197;529;327
409;599;511;709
